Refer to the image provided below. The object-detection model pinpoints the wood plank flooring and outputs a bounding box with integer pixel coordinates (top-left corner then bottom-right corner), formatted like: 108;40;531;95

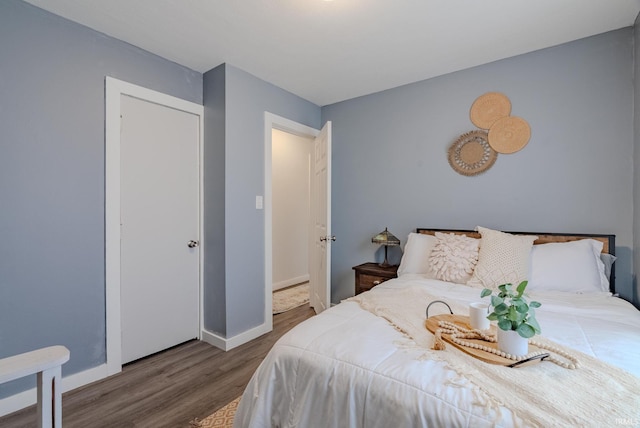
0;304;315;428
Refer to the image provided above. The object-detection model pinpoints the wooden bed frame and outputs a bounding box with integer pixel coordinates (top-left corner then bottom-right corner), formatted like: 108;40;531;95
416;228;616;294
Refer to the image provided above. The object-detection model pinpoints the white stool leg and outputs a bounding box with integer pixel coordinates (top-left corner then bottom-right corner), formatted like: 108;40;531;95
36;365;62;428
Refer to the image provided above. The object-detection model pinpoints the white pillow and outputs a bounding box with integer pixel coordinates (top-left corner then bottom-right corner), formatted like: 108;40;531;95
467;226;537;289
397;233;438;278
528;239;609;293
429;232;479;283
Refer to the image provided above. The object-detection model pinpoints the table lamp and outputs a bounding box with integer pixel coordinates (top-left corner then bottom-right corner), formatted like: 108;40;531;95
371;227;400;267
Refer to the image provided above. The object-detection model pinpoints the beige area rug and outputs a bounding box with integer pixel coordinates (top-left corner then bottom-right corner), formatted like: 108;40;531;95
190;397;240;428
273;282;309;314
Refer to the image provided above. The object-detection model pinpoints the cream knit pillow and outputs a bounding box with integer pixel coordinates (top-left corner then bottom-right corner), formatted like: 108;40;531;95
429;232;479;283
467;226;537;289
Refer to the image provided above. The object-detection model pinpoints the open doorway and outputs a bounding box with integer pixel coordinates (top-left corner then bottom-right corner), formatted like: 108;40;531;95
264;113;332;331
271;129;312;314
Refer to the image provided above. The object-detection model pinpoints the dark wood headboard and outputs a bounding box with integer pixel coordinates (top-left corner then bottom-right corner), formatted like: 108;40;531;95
416;228;616;293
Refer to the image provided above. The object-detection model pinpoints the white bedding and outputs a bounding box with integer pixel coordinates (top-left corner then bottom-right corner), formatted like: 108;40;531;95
235;275;640;427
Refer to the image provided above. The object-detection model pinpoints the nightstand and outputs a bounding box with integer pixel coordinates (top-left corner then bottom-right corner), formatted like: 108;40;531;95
352;262;399;295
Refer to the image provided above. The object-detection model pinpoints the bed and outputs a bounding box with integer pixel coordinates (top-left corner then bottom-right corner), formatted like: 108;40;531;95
235;227;640;427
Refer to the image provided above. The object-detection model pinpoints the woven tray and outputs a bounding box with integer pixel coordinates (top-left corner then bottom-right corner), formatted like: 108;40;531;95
425;314;547;367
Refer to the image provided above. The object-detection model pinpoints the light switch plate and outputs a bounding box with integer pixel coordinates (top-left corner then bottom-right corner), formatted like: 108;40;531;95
256;196;263;209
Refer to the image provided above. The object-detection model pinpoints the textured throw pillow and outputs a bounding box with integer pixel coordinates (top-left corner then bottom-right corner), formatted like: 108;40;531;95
428;232;479;283
397;233;438;278
467;226;538;289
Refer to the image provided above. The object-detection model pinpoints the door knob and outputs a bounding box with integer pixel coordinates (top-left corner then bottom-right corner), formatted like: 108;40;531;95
319;235;336;242
187;240;200;248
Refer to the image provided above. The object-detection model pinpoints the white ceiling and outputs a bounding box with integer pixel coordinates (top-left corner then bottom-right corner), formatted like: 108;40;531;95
24;0;640;106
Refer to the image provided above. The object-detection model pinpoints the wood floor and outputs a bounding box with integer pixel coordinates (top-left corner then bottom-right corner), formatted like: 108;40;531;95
0;304;315;428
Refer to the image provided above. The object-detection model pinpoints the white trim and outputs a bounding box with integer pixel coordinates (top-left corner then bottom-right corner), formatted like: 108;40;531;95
0;364;108;417
264;112;319;334
272;274;310;291
200;323;271;352
105;77;204;376
198;101;205;346
323;121;333;312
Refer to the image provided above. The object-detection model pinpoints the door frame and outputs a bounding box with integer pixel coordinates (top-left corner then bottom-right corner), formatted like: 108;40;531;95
264;113;319;330
105;77;204;375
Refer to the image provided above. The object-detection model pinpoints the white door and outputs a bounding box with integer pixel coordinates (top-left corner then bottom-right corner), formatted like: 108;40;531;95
120;95;200;364
310;121;332;314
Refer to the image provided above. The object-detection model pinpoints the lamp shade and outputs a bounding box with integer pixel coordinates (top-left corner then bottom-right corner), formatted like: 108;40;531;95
371;228;400;246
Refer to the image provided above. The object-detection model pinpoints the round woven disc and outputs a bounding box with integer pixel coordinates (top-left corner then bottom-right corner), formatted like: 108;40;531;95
470;92;512;129
447;130;497;176
488;116;531;154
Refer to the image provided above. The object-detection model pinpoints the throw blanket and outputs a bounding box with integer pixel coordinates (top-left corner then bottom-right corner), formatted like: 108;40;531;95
349;286;640;428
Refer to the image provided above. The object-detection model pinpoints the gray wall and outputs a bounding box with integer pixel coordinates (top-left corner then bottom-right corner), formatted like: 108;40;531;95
634;15;640;306
322;29;636;305
203;64;321;337
0;0;202;398
203;64;227;334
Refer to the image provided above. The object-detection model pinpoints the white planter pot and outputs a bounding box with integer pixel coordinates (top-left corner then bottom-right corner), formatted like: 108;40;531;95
497;328;529;356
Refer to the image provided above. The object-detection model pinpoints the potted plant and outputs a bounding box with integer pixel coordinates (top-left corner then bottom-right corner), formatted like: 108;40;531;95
480;281;541;356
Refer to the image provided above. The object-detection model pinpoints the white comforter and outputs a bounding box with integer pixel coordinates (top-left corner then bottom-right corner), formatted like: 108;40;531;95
235;276;640;427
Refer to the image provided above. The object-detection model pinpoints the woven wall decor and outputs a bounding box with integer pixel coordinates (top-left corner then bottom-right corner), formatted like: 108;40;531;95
448;130;498;176
487;116;531;154
469;92;511;129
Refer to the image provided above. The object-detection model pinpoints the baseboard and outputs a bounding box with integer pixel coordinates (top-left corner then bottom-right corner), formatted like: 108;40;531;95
201;322;271;352
272;275;309;291
200;329;227;350
0;363;108;417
